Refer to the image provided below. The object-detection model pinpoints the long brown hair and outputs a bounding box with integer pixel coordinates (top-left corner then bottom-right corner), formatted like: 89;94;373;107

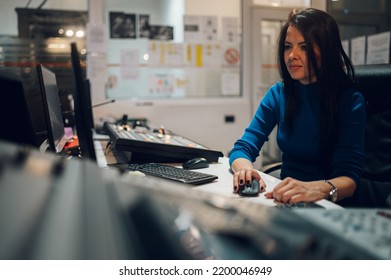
277;8;355;169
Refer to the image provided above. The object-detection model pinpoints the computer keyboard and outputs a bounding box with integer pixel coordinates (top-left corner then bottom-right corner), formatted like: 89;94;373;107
110;162;218;185
275;201;324;209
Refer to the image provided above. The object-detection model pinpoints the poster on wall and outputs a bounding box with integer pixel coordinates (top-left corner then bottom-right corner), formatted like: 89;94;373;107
149;25;174;40
184;15;217;43
222;17;239;44
87;23;107;52
342;40;349;58
139;14;151;38
221;72;240;96
109;12;136;39
351;36;366;66
366;31;390;65
184;15;202;43
148;73;175;95
203;16;218;42
120;49;140;79
222;44;240;67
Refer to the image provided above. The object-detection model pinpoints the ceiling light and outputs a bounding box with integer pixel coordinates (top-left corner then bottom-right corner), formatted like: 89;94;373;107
76;30;85;37
65;29;74;37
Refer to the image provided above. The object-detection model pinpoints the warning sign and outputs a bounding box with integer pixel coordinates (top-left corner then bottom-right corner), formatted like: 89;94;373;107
224;47;240;65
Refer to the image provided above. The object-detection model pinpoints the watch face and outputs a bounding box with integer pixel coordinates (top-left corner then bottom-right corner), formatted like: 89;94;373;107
330;188;337;202
325;180;337;203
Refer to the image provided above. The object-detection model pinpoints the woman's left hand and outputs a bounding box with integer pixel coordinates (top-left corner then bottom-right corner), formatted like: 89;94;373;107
264;177;328;203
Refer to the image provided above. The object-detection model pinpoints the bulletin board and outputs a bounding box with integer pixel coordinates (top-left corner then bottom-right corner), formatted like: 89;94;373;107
103;3;241;101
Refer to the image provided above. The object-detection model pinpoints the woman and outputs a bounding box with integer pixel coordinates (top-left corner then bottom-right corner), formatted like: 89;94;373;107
229;8;366;204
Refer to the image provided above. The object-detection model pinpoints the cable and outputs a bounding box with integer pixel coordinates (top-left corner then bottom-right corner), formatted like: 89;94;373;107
25;0;32;8
37;0;48;9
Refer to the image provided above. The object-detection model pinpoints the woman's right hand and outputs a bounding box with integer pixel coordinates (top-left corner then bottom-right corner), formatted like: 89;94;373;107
231;158;266;194
232;168;267;194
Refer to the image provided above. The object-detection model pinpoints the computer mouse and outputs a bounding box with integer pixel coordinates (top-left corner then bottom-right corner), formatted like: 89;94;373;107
182;157;209;170
238;180;260;197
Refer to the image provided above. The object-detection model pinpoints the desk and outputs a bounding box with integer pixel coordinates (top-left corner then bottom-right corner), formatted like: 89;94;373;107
95;140;342;209
1;139;387;260
0;139;387;260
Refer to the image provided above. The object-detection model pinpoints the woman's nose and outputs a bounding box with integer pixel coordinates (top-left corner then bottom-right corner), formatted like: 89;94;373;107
289;47;298;59
289;48;298;59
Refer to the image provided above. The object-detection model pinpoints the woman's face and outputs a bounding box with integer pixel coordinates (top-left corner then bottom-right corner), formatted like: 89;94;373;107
284;25;320;84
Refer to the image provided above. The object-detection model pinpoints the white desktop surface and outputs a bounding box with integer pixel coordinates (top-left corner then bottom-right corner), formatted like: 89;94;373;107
191;157;342;209
192;156;281;206
94;140;342;209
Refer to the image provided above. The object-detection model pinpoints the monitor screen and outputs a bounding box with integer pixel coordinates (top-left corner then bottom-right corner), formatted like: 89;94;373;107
0;70;39;147
70;42;96;161
37;64;68;154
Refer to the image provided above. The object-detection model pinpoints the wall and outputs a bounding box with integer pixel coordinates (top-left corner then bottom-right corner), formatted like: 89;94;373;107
89;0;250;156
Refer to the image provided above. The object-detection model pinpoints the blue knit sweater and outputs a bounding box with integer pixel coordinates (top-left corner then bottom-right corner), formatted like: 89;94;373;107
229;81;366;185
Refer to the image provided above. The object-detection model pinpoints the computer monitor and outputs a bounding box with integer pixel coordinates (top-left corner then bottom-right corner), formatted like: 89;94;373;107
70;42;96;161
0;70;40;148
36;64;68;154
84;78;95;130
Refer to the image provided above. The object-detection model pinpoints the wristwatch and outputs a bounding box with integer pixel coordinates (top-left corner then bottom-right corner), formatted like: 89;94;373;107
324;180;338;202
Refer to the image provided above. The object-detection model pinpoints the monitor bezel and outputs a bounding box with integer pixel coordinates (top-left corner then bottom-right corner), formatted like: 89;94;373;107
36;64;68;154
70;42;97;161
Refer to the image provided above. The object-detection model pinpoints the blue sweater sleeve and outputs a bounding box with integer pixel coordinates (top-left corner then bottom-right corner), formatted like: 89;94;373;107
330;90;366;185
229;82;282;165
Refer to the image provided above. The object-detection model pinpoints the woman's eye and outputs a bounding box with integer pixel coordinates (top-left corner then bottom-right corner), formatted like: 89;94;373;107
284;45;291;50
300;45;307;50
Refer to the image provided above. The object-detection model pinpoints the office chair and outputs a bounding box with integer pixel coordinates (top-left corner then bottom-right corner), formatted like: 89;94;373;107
262;64;391;208
343;64;391;208
261;161;282;179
